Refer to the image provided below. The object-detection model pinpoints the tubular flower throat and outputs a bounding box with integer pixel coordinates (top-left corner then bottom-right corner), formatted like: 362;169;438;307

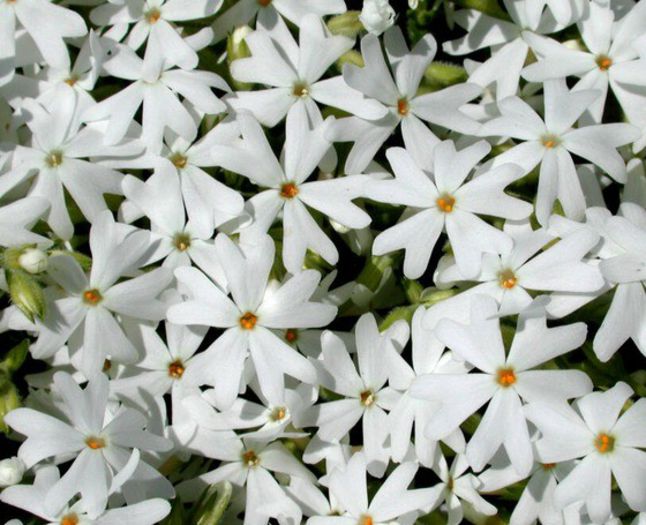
169;152;188;169
168;360;185;379
46;150;64;168
239;311;258;330
242;449;261;467
146;8;161;23
85;436;106;450
280;182;299;199
60;514;79;525
82;289;103;306
284;328;298;343
498;269;518;289
496;368;517;387
596;55;613;71
436;194;455;213
258;0;272;5
595;433;615;454
270;406;287;421
359;389;376;407
292;82;309;98
541;134;560;149
173;232;191;252
397;98;410;116
359;515;374;525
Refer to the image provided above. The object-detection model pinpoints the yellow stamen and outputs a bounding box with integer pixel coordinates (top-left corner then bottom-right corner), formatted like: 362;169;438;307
64;75;79;87
292;82;309;98
270;406;287;421
596;55;613;71
239;312;258;330
86;436;106;450
46;150;64;168
436;194;455;213
173;233;191;252
595;433;615;454
168;360;185;379
542;134;560;149
359;390;375;407
397;98;409;116
146;8;161;24
103;359;112;372
496;368;516;387
60;514;79;525
169;152;188;169
359;515;373;525
280;182;299;199
242;449;260;467
82;289;103;306
498;269;518;289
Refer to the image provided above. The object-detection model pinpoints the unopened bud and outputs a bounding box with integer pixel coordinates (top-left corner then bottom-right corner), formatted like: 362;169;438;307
327;11;363;38
6;269;46;323
0;457;25;487
18;248;48;274
359;0;395;36
0;378;21;434
227;26;252;91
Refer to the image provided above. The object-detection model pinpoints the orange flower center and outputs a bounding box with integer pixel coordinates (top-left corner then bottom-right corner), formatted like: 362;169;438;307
270;406;287;421
60;514;79;525
258;0;272;6
284;329;298;343
146;8;161;23
498;269;518;289
239;311;258;330
595;433;615;454
103;359;112;372
542;462;556;470
496;368;516;387
280;182;299;199
436;194;455;213
359;515;373;525
168;360;185;379
169;152;188;169
397;98;409;116
242;449;260;467
596;55;613;71
541;134;560;149
82;289;103;306
359;390;375;407
64;75;79;86
86;436;106;450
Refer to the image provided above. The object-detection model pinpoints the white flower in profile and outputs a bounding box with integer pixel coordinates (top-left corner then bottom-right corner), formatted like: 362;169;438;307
210;0;346;43
308;314;407;475
359;0;395;36
82;42;229;152
479;79;640;225
411;296;592;478
4;372;173;517
167;233;336;410
30;212;172;378
0;457;25;488
522;0;646;123
0;463;171;524
333;27;481;173
525;382;646;522
7;88;141;240
434;220;605;316
307;452;440;525
227;14;386;127
366;141;531;280
429;453;498;525
90;0;220;70
211;107;371;274
0;0;86;84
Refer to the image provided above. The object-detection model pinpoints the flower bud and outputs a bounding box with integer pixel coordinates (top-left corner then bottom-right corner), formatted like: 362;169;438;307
327;11;363;38
193;481;232;525
0;457;25;487
6;269;46;322
359;0;395;36
18;247;48;274
227;26;252;91
0;378;21;434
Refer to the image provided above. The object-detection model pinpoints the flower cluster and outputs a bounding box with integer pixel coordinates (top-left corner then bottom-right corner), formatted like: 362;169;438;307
0;1;644;524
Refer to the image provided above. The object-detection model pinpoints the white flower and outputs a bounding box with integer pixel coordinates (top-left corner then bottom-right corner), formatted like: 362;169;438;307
227;13;386;127
18;247;48;274
30;212;172;378
479;79;640;224
411;295;592;477
525;381;646;522
4;372;173;517
306;452;440;524
167;233;336;409
0;197;50;248
332;27;481;173
0;457;25;488
366;141;531;279
211;107;371;274
359;0;395;36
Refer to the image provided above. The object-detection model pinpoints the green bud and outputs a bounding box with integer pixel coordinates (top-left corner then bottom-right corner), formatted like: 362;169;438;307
356;255;396;293
420;287;459;306
227;26;253;91
0;340;29;375
403;279;424;304
6;268;46;322
192;481;233;525
0;374;21;434
423;61;468;90
327;11;363;38
337;49;364;69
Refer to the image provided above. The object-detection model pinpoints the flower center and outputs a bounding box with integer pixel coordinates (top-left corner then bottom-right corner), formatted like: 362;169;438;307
397;98;409;116
359;515;373;525
258;0;272;6
292;82;309;98
447;475;454;491
542;462;556;470
596;55;613;71
85;436;106;450
239;311;258;330
168;360;185;379
242;449;260;467
60;514;79;525
594;433;615;454
436;194;455;213
359;389;375;407
270;406;287;421
145;7;161;23
284;328;298;343
169;152;188;169
541;134;560;149
173;232;191;252
103;359;112;372
64;74;79;86
498;269;518;289
496;368;516;387
46;150;64;168
82;289;103;306
280;182;299;199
